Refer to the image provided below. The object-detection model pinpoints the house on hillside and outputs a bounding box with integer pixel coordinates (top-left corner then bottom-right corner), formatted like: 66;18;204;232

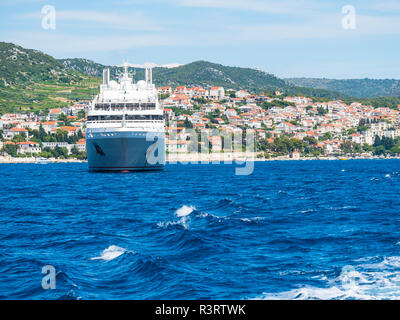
17;141;41;154
209;87;225;100
3;127;28;139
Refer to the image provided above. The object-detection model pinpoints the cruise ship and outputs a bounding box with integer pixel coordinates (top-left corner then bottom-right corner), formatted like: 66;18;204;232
85;62;165;171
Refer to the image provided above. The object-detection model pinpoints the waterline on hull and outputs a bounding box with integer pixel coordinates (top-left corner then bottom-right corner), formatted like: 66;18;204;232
88;165;164;172
86;133;165;172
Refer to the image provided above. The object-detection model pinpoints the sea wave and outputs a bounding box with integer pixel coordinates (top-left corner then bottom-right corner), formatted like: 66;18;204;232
176;205;196;217
3;161;400;299
157;205;197;229
256;256;400;300
157;203;266;230
91;245;128;261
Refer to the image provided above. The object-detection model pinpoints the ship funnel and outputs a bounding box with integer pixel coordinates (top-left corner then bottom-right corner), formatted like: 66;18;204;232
102;68;110;85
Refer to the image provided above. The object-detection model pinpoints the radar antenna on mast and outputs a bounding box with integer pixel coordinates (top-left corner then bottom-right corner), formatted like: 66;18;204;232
117;61;157;85
117;61;135;77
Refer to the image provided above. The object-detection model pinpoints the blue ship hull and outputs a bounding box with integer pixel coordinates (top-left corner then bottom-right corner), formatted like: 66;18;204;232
86;131;165;172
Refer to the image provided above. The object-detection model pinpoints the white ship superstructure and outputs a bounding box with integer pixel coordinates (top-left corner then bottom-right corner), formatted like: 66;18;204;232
85;62;165;171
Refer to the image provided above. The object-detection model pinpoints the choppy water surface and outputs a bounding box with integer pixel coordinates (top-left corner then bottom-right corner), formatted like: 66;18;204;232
1;160;400;299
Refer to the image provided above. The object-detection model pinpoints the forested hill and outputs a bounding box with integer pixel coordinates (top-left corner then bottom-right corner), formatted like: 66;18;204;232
59;59;287;91
152;61;287;91
0;41;399;114
60;58;400;99
59;58;344;99
285;78;400;98
0;42;97;114
0;42;82;86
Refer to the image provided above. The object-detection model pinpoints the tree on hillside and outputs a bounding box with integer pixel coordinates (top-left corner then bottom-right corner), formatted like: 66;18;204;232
2;144;17;157
317;106;328;116
320;132;332;141
71;145;79;155
303;136;318;145
184;117;193;129
58;112;72;126
12;133;26;143
77;110;85;119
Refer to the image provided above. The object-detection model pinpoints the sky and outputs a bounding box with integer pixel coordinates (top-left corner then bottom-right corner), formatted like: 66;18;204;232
0;0;399;79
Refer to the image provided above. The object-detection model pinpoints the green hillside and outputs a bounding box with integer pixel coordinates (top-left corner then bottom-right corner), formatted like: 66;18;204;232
0;42;99;114
285;78;400;98
0;42;82;85
59;59;286;90
60;58;344;99
0;41;399;115
59;58;120;78
153;60;286;90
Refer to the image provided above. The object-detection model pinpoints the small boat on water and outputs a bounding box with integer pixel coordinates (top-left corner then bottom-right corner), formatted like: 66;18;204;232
35;157;50;164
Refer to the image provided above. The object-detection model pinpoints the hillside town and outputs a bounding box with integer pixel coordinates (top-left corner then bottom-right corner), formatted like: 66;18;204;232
160;85;400;159
1;84;400;161
0;105;87;161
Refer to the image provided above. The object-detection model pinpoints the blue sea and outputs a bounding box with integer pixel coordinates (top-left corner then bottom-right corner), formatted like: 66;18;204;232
1;160;400;300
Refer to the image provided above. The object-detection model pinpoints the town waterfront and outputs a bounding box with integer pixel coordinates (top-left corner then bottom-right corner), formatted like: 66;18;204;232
1;160;400;299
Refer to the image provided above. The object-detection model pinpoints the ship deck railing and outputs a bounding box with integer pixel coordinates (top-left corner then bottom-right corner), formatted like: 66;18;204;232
86;120;163;125
92;108;159;112
93;104;158;111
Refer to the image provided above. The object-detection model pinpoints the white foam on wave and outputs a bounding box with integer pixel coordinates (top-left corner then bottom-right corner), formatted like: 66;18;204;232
91;245;127;261
300;208;316;214
176;205;196;217
255;256;400;300
157;220;183;228
198;212;218;219
325;205;357;211
157;205;196;229
240;217;265;223
158;205;266;229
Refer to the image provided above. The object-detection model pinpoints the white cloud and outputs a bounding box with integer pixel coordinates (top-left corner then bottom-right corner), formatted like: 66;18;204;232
177;0;299;14
22;10;165;31
222;12;400;42
122;0;328;15
130;62;182;68
7;11;400;57
2;31;179;54
0;0;45;6
366;1;400;12
6;0;400;59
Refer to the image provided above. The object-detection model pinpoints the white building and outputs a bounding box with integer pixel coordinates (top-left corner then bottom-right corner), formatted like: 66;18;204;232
209;136;222;152
209;87;225;100
236;90;250;99
166;140;188;153
17;141;41;154
42;142;73;153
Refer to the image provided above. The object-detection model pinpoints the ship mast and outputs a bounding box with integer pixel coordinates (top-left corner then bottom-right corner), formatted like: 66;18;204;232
123;61;129;77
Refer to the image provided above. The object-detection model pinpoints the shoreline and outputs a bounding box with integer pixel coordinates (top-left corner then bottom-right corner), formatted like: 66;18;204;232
0;156;86;164
0;154;398;164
